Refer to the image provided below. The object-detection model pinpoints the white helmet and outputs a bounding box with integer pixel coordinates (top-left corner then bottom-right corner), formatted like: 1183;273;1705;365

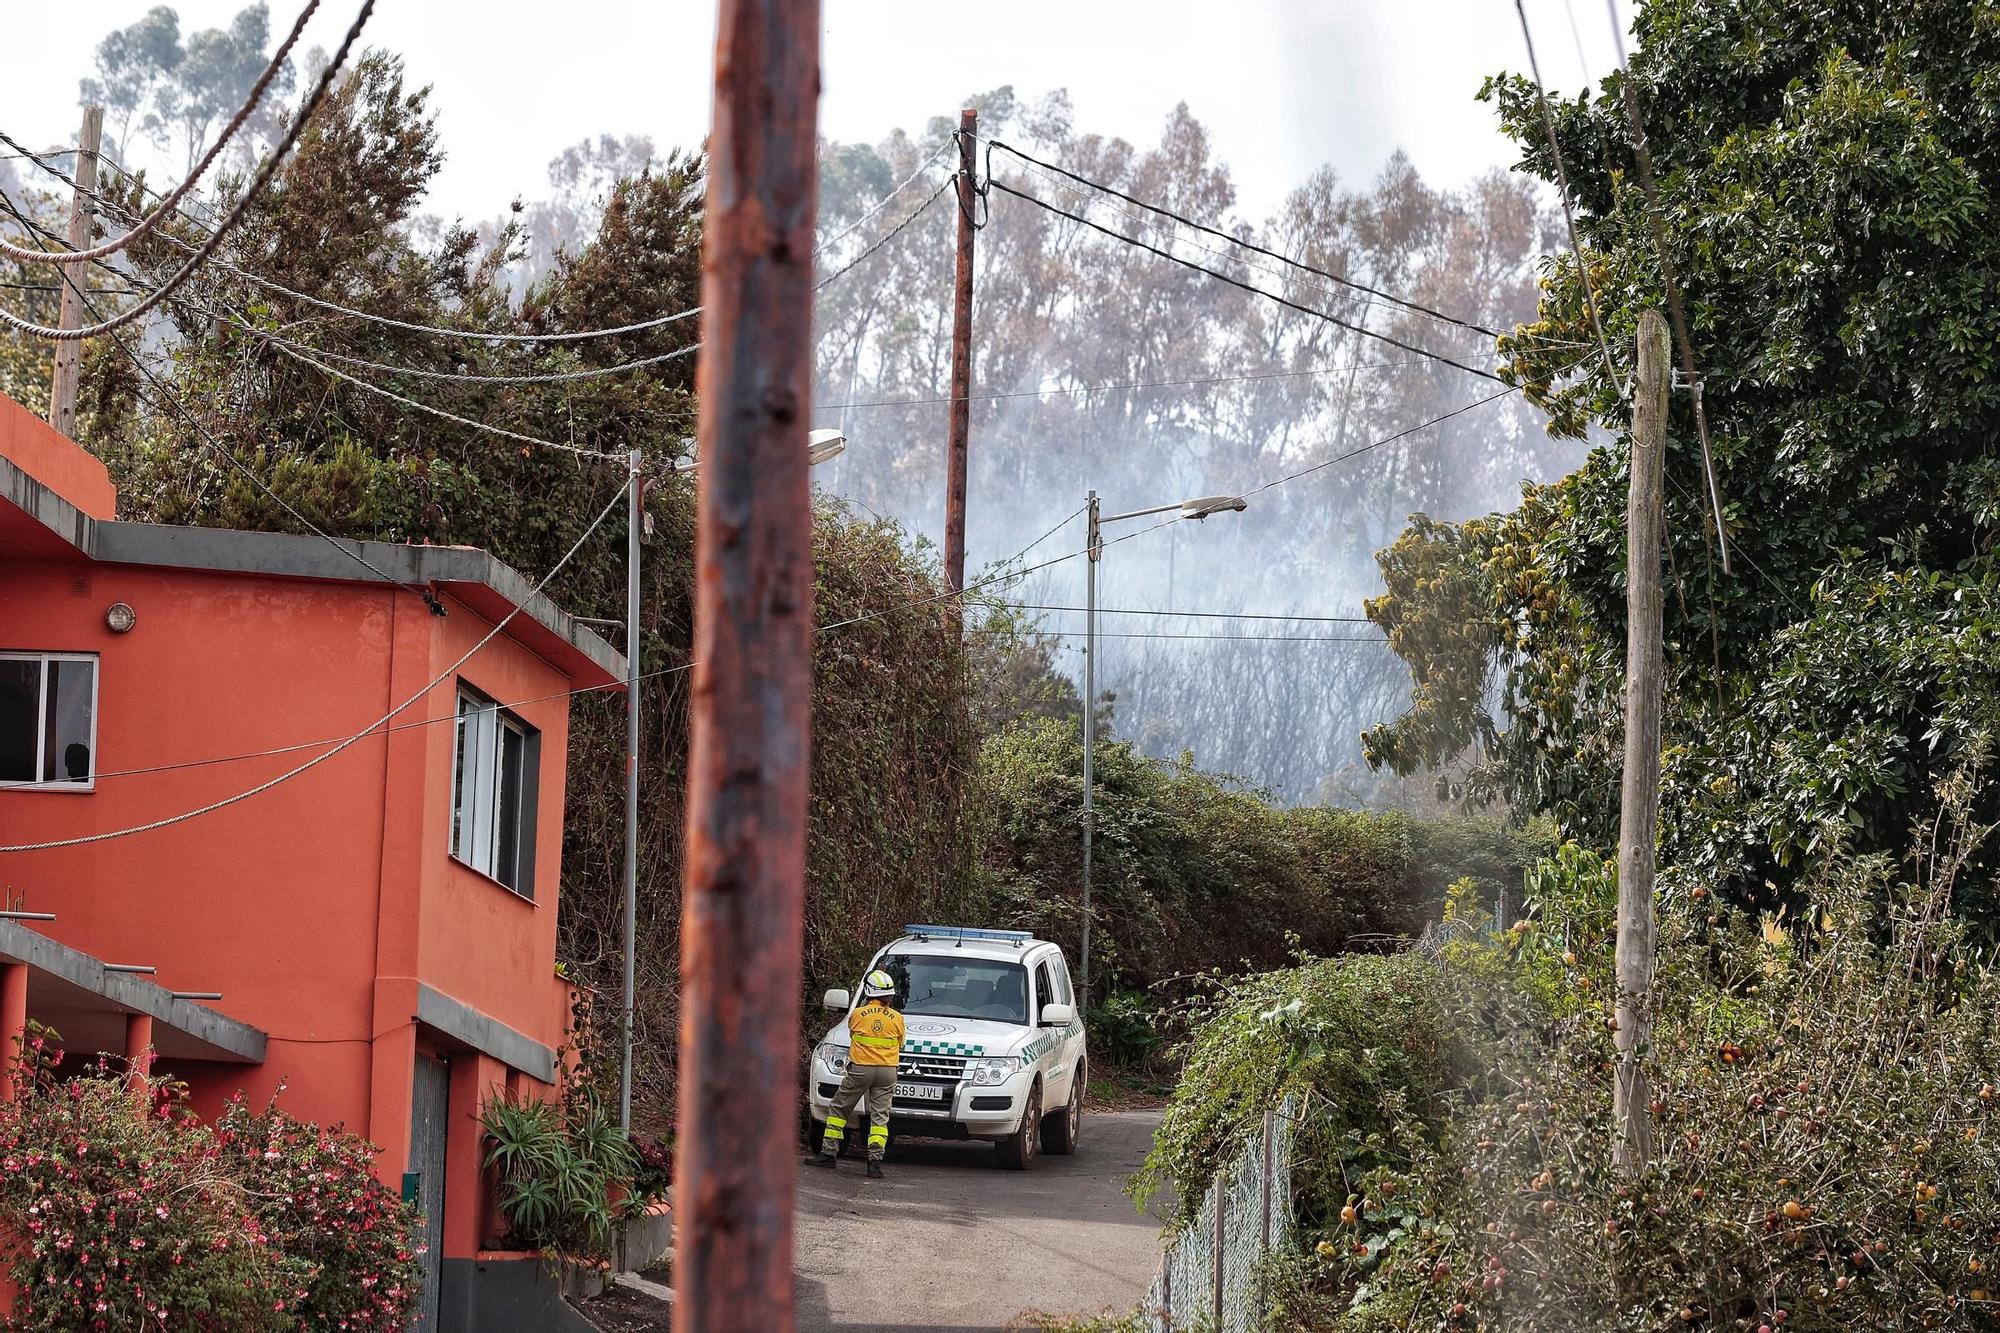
862;969;896;998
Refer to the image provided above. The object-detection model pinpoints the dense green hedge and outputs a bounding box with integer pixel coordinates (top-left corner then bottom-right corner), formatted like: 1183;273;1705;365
964;716;1545;1003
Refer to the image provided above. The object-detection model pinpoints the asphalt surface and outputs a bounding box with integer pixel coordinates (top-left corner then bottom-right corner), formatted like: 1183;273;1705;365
794;1109;1169;1332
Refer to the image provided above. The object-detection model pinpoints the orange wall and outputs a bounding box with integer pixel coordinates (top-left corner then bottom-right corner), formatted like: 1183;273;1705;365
0;397;115;520
0;561;575;1147
412;591;572;1051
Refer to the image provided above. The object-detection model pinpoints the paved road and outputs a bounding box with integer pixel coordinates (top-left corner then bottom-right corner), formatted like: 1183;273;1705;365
795;1110;1168;1332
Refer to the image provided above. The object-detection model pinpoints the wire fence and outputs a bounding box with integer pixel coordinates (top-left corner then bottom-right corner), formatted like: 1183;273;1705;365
1142;1094;1298;1332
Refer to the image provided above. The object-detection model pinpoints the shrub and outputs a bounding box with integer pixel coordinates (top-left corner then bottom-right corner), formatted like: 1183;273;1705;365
1210;823;2000;1329
0;1034;422;1331
1133;951;1473;1232
481;1081;632;1262
215;1094;426;1328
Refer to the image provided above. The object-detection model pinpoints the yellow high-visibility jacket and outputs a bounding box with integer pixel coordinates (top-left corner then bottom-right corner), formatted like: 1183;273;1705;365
847;1001;905;1067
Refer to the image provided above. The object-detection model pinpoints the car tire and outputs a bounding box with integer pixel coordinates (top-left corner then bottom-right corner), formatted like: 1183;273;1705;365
1041;1060;1084;1155
995;1080;1042;1171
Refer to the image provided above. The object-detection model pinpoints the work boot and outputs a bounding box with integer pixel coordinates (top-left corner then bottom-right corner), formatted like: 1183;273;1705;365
865;1161;884;1179
803;1151;838;1169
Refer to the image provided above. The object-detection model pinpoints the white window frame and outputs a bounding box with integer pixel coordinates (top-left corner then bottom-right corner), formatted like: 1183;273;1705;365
449;684;537;899
0;651;99;792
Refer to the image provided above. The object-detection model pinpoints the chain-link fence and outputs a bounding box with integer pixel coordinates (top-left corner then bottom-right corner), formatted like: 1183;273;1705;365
1142;1095;1297;1332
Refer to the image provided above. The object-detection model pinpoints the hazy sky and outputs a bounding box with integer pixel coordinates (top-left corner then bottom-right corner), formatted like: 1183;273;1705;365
4;0;1631;224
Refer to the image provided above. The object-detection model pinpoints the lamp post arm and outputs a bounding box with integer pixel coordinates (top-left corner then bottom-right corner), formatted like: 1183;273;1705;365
1099;500;1184;525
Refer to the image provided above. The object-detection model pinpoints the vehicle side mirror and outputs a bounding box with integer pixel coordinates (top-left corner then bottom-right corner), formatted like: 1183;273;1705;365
823;988;851;1011
1040;1002;1075;1027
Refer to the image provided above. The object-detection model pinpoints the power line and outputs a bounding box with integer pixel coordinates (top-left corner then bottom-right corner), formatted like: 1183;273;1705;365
815;141;956;257
1513;0;1628;400
812;176;951;291
0;0;376;341
0;189;451;608
74;164;936;393
65;388;1515;792
1240;386;1522;499
0;0;319;266
985;137;1505;340
248;328;699;386
72;138;949;349
988;178;1506;385
0;185;640;473
0;476;629;853
999;153;1458;335
816;356;1438;411
258;338;641;462
1008;603;1389;624
980;628;1398;644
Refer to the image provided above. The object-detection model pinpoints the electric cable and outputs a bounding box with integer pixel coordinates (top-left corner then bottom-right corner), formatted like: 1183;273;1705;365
985;137;1504;340
988;178;1505;384
816;357;1438;411
996;151;1479;341
67;137;949;348
73;165;937;392
816;140;956;255
1513;0;1628;399
0;0;376;341
975;628;1398;644
56;381;1525;793
0;475;628;853
1009;604;1404;625
0;0;320;265
0;189;452;608
812;177;952;292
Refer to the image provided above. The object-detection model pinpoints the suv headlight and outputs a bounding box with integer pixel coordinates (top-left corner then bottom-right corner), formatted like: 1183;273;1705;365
816;1043;849;1076
965;1056;1021;1086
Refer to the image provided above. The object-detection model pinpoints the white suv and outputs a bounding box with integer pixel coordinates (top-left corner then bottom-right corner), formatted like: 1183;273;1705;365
807;925;1087;1170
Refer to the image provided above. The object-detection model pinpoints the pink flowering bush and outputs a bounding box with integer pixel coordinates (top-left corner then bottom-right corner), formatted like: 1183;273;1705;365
0;1033;422;1330
215;1093;425;1329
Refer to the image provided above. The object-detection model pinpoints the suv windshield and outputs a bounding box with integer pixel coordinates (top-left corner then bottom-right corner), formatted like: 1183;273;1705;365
880;955;1030;1025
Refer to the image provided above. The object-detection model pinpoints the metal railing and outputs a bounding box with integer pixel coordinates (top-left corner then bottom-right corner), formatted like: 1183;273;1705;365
1143;1095;1297;1332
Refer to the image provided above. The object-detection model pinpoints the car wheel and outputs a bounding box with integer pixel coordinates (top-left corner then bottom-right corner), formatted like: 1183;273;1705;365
996;1080;1042;1171
1042;1060;1084;1155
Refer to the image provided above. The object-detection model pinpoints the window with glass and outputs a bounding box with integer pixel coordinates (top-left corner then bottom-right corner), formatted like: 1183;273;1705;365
0;653;97;789
450;686;538;897
879;955;1031;1025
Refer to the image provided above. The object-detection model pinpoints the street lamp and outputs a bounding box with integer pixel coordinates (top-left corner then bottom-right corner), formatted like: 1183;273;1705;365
1077;490;1247;1012
618;429;850;1133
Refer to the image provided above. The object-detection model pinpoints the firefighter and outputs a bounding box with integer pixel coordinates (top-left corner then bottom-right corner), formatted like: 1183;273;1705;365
804;968;904;1178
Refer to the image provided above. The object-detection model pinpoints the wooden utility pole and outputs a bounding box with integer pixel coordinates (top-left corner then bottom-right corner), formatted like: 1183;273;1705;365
49;105;103;438
673;0;820;1327
943;107;977;599
1614;308;1670;1177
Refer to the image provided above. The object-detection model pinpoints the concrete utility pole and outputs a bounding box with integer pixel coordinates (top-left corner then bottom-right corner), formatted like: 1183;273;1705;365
49;105;103;438
943;107;977;601
673;0;820;1325
1614;308;1670;1177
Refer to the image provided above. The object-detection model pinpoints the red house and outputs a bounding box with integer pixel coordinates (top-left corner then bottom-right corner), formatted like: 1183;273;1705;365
0;393;618;1331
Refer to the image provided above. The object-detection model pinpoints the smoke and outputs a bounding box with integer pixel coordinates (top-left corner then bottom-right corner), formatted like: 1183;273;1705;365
807;91;1585;803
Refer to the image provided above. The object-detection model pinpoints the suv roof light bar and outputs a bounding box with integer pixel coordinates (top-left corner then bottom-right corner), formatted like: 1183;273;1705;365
902;923;1035;944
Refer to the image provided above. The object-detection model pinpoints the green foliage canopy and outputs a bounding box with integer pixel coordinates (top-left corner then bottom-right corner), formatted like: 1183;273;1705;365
1366;1;2000;924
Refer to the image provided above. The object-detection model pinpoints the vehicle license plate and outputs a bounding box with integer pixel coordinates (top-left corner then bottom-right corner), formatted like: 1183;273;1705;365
895;1082;945;1101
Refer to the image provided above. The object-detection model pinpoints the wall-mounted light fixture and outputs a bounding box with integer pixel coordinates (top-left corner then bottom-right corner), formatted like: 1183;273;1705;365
104;602;136;634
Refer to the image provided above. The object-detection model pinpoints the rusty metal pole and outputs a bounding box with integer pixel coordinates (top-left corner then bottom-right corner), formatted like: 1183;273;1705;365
943;107;977;602
673;0;820;1327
